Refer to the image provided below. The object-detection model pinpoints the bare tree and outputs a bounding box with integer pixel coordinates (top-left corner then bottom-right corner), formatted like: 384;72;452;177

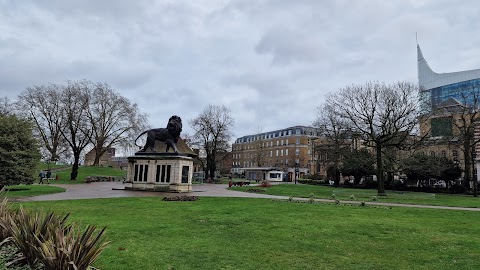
189;105;234;179
326;81;421;195
86;82;148;165
59;81;92;180
17;84;68;162
0;97;14;116
313;103;352;184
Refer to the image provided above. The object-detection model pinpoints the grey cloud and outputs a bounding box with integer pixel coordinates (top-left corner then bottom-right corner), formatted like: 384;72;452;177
255;26;324;65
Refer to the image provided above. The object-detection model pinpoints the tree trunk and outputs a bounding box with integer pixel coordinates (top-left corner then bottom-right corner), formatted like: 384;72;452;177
93;145;105;166
333;161;339;185
71;151;81;180
376;144;386;196
93;154;101;166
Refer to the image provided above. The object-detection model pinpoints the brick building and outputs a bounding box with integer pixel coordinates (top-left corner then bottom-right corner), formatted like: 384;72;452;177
231;126;319;181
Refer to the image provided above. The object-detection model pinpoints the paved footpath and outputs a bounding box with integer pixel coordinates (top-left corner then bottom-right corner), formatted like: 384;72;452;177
18;182;480;212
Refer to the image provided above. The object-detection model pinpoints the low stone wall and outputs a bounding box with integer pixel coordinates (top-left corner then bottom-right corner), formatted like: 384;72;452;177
85;176;122;183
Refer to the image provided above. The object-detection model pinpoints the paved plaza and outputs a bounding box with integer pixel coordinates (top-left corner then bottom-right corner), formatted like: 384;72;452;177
15;181;480;212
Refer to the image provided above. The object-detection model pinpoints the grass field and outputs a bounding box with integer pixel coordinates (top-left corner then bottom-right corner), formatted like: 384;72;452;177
2;185;65;199
19;197;480;270
231;184;480;208
36;165;126;184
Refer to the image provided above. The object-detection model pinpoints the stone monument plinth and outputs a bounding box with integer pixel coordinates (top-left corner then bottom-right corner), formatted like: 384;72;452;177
126;138;197;192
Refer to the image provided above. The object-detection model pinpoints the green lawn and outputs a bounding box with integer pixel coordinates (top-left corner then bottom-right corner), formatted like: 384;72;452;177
2;184;65;199
39;166;126;184
19;197;480;270
231;184;480;208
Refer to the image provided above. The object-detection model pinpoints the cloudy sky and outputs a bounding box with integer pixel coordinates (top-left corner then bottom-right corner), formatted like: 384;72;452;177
1;0;480;139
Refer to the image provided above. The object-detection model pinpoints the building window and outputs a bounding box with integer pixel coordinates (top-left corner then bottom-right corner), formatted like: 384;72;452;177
281;139;284;145
286;149;289;156
296;128;301;135
277;140;279;146
138;165;144;182
286;139;289;145
143;165;148;182
430;151;435;157
441;150;446;157
182;166;189;183
276;150;279;156
156;165;161;182
281;149;284;156
453;150;459;161
156;164;171;183
134;164;139;182
296;138;300;144
296;148;300;156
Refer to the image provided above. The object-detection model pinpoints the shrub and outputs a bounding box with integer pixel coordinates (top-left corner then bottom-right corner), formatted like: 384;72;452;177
0;198;13;241
34;225;109;270
0;199;109;269
449;184;466;194
1;207;70;267
298;179;326;185
259;181;272;188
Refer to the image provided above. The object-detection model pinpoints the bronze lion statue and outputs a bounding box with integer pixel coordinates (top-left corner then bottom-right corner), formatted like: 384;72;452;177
134;115;182;153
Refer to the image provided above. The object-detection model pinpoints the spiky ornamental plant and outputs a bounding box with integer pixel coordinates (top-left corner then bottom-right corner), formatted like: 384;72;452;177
34;224;109;270
0;202;109;270
1;207;70;268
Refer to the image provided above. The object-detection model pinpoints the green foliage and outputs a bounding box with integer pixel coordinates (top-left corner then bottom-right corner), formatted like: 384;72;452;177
298;179;326;185
402;154;461;182
0;114;40;188
0;199;109;269
441;161;462;182
34;225;109;270
2;207;70;267
341;149;375;184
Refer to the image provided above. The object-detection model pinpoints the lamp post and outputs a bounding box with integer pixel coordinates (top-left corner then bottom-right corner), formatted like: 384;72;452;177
310;138;318;175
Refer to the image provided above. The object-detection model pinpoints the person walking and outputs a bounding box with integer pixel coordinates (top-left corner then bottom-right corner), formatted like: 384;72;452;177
46;170;51;184
38;170;46;184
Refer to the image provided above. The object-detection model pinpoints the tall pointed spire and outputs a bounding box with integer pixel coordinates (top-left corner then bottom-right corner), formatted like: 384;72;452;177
417;44;480;90
417;44;436;89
